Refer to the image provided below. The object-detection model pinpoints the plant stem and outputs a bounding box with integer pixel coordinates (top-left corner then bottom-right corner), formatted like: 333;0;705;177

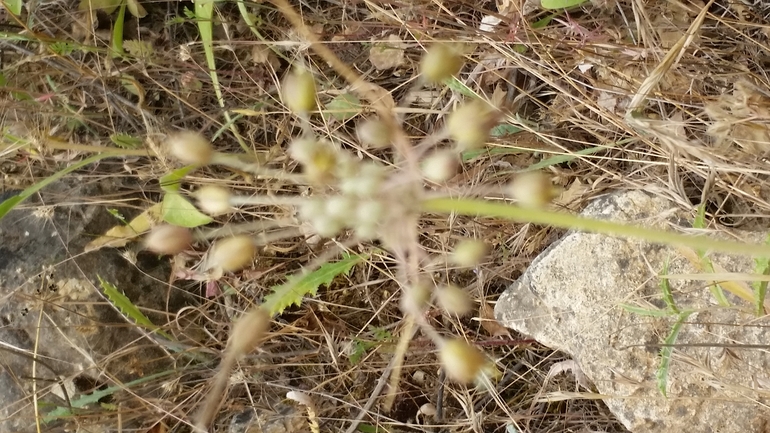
422;196;770;257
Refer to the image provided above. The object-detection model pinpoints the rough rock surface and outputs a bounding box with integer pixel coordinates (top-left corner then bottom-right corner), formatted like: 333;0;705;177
495;190;770;433
0;180;189;431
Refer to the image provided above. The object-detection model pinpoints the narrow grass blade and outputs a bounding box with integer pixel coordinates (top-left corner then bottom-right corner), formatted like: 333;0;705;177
0;153;109;221
111;1;126;57
753;233;770;316
656;311;693;397
659;259;679;313
693;203;729;307
421;197;770;257
619;303;674;317
43;369;176;422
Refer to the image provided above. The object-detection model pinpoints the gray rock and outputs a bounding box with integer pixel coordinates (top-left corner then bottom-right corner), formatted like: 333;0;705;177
0;179;189;431
495;190;770;433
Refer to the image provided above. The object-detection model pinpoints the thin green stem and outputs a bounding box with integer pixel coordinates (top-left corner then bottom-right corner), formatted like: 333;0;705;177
421;196;770;257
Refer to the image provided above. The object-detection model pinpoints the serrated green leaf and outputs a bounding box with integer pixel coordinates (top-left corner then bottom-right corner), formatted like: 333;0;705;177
262;253;364;315
123;39;155;59
324;93;361;121
98;276;172;340
541;0;587;10
161;192;212;227
109;133;141;149
159;165;197;193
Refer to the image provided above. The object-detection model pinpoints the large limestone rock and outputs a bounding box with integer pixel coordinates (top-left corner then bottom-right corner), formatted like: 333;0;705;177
495;190;770;432
0;180;190;431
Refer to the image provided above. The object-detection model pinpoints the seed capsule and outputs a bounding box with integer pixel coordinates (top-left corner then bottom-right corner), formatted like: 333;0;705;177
439;339;486;383
283;67;317;114
144;225;193;255
196;186;232;215
420;44;463;84
229;306;270;357
209;236;256;272
167;131;214;165
447;100;498;151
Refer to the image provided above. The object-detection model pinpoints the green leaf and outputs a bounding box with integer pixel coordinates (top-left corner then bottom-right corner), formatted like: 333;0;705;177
523;144;609;172
656;311;693;397
111;1;126;56
444;76;477;97
262;253;365;315
490;123;522;138
619;303;675;317
2;0;22;16
540;0;588;10
98;276;173;340
532;14;556;28
125;0;147;17
161;192;212;227
159;165;197;193
0;73;6;87
752;232;770;316
0;154;109;222
49;41;77;56
659;259;679;313
43;370;176;422
109;133;141;149
324;93;361;121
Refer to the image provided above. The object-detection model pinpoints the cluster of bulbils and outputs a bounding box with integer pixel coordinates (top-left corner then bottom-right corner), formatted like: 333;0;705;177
144;44;557;385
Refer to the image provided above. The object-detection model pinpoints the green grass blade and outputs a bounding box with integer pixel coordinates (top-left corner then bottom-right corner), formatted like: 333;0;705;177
656;310;693;397
262;253;364;316
0;153;109;221
753;233;770;316
620;303;675;317
421;197;770;257
98;276;173;340
43;369;176;422
693;203;729;306
111;1;126;57
659;259;679;313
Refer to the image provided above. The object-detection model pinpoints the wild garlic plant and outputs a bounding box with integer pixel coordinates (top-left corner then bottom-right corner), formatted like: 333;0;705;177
146;31;550;431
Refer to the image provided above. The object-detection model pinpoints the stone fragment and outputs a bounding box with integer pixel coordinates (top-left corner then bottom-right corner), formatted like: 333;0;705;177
495;190;770;432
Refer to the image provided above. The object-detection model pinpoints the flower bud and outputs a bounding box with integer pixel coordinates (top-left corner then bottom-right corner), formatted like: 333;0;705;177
508;171;558;208
310;215;343;238
325;195;355;221
196;185;232;215
420;44;463;84
289;139;338;183
167;131;214;165
228;306;270;357
400;283;431;316
144;225;193;255
451;239;488;267
356;118;392;148
422;150;458;182
447;100;498;151
283;67;317;114
209;235;256;272
436;284;472;316
439;339;486;383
